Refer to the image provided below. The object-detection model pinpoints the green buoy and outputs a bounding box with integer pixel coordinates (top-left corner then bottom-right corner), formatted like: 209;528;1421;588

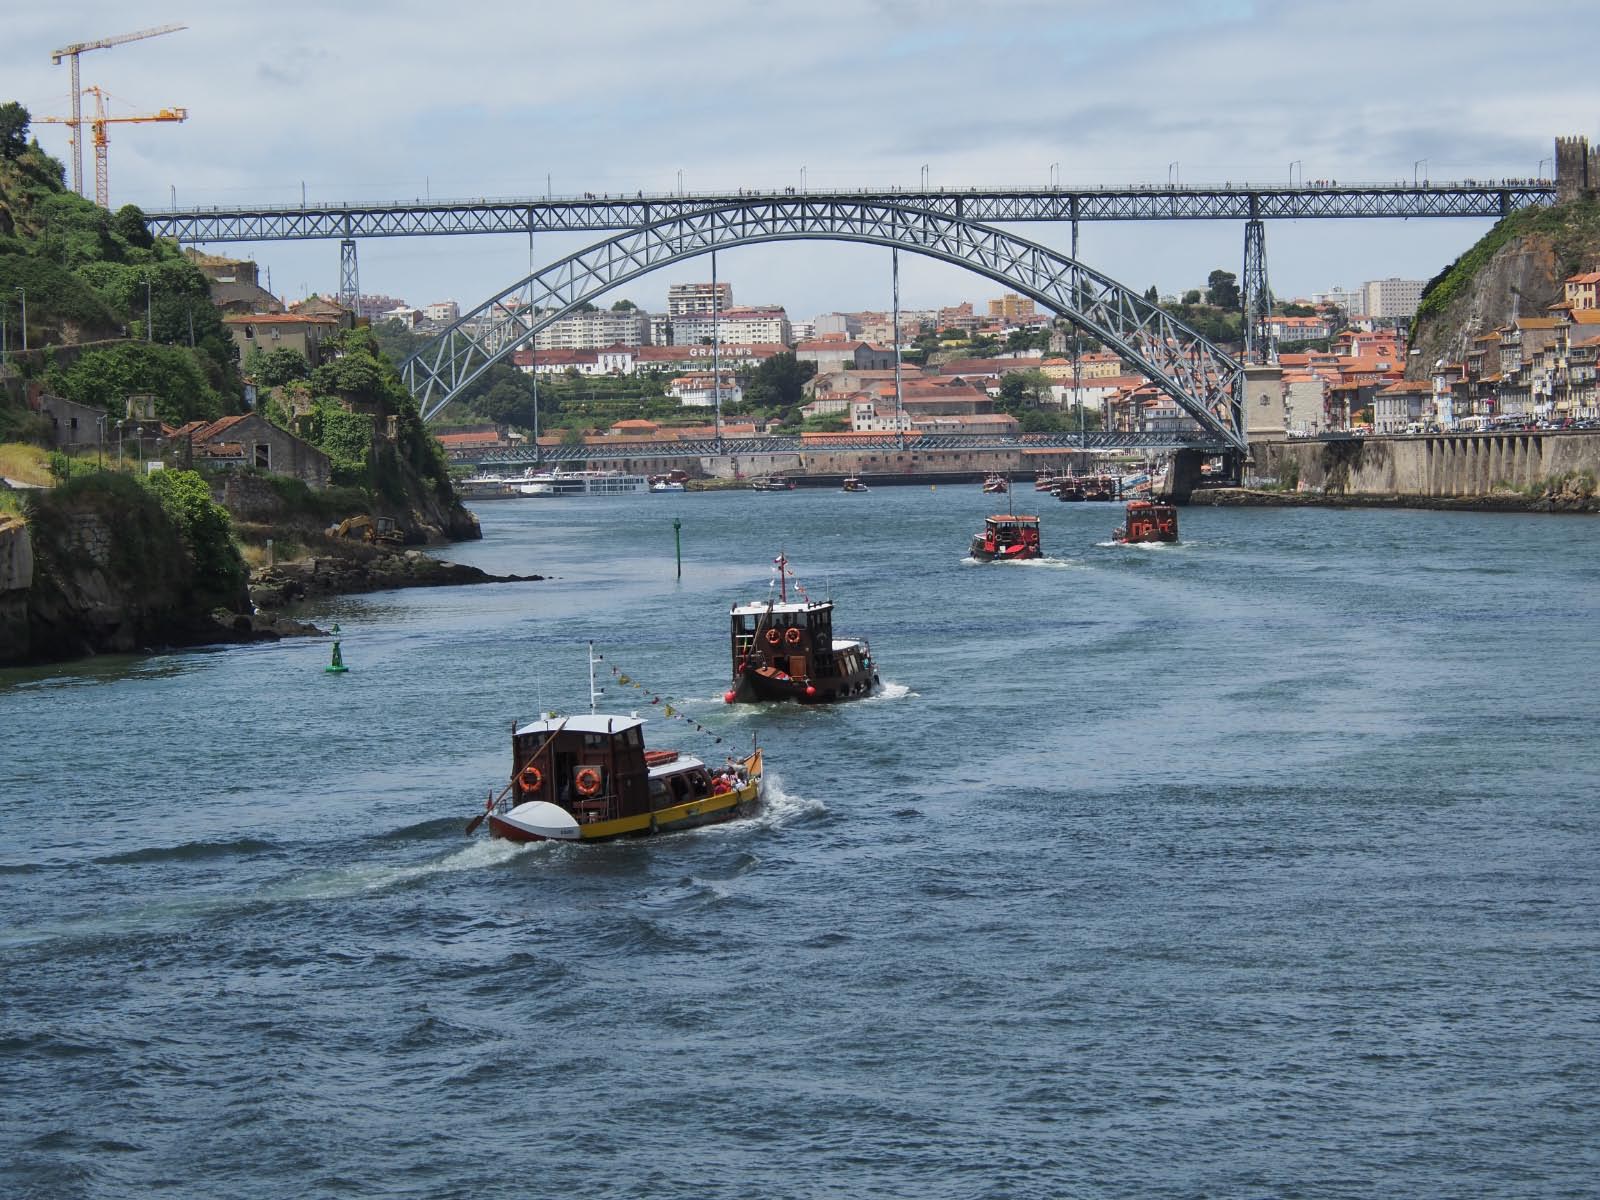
325;623;349;674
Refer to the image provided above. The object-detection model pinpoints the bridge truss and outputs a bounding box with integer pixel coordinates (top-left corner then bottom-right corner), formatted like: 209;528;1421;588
143;183;1552;244
398;199;1249;453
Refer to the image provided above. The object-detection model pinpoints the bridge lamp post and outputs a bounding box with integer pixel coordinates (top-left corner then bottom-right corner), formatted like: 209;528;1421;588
1168;161;1179;187
1413;158;1428;185
677;168;684;196
1050;162;1060;190
800;164;806;193
920;163;929;189
144;277;153;342
1539;157;1552;180
1289;160;1302;187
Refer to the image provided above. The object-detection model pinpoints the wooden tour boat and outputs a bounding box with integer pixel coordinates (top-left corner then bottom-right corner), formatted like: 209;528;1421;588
725;552;880;704
969;512;1043;561
982;474;1009;494
750;476;796;491
841;476;869;492
475;647;762;843
1112;499;1179;544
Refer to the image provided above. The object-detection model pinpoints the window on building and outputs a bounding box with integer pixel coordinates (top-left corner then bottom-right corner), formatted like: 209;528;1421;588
254;443;271;469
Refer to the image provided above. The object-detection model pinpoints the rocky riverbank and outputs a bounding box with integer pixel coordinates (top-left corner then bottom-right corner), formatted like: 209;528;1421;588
1192;486;1600;514
248;544;545;610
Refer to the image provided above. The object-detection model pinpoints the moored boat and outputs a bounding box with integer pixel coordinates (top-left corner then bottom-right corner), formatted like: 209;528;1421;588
476;648;763;843
1112;499;1179;544
750;476;796;491
982;474;1009;494
841;476;869;492
968;512;1042;561
725;552;879;704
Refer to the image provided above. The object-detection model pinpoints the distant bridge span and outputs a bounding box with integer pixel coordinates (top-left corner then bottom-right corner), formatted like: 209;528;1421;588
400;198;1251;454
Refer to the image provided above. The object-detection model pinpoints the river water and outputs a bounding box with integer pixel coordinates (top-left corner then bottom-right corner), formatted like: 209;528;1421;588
3;486;1598;1198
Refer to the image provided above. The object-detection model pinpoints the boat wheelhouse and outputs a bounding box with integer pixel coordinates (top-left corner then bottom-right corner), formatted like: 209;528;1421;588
841;476;869;492
725;553;879;704
968;513;1042;561
1112;499;1179;544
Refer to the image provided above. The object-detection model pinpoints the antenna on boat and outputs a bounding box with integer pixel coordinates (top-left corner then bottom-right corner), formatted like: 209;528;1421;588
587;641;603;714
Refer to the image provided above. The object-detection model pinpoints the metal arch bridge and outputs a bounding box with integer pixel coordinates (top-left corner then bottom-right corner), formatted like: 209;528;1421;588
397;198;1250;453
465;431;1227;467
142;181;1553;243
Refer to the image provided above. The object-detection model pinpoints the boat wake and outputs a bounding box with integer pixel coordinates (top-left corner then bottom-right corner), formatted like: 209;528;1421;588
270;836;533;902
1097;539;1177;550
962;555;1081;569
865;680;916;702
702;773;828;837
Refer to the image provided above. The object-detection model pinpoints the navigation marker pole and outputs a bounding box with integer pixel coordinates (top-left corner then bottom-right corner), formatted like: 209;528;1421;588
673;517;682;579
325;623;349;674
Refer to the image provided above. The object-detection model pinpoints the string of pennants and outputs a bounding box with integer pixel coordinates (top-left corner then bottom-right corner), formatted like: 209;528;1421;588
770;554;810;601
609;663;724;743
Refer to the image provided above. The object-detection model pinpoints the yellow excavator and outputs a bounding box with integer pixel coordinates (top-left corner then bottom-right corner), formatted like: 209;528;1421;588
327;515;404;545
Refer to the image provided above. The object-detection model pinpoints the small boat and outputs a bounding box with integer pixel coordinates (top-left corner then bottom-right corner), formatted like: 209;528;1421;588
1112;499;1179;544
982;474;1009;494
968;512;1043;561
650;480;686;493
725;552;880;704
841;476;869;492
478;647;763;843
750;476;796;491
1033;473;1061;492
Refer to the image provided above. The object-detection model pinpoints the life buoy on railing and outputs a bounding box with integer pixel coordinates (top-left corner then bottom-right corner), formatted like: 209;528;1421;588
518;763;543;792
765;628;781;645
784;627;802;646
575;766;603;797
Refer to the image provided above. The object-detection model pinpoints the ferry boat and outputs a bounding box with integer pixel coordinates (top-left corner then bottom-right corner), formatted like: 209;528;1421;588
477;648;763;843
841;476;869;492
518;468;651;497
982;474;1009;494
1112;499;1179;544
968;512;1042;561
750;476;796;491
725;553;879;704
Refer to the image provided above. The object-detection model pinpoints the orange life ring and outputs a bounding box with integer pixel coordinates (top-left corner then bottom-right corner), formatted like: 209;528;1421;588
574;766;602;797
518;763;543;791
764;628;781;645
784;627;802;645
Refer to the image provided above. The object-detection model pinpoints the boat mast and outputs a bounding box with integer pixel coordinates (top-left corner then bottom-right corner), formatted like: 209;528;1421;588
775;550;788;603
588;641;600;714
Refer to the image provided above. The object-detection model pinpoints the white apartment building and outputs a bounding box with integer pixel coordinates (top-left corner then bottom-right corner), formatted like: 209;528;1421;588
1313;286;1366;316
814;312;863;337
532;307;653;350
670;306;791;346
1362;278;1425;320
668;373;743;407
667;282;733;317
422;300;460;325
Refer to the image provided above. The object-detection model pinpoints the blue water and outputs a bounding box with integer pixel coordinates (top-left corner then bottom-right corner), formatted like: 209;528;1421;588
3;487;1598;1198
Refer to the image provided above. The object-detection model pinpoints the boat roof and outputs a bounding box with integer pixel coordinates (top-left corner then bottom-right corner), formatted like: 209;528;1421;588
986;513;1040;523
732;599;833;617
514;713;645;737
648;755;706;777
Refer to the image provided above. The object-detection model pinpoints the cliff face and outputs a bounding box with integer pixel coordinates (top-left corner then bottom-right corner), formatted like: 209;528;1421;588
1408;196;1600;381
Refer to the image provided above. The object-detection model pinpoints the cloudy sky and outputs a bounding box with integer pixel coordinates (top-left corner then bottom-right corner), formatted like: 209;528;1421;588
6;1;1593;320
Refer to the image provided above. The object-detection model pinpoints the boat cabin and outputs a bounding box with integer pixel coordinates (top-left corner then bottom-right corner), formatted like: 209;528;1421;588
970;513;1042;560
1114;500;1178;543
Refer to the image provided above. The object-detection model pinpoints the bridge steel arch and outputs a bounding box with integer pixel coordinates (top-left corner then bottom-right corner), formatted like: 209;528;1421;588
400;199;1248;453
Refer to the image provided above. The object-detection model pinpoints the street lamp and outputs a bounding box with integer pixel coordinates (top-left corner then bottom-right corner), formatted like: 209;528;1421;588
1413;158;1428;185
1539;157;1552;180
1050;162;1060;189
677;168;684;196
800;164;807;193
920;163;929;189
1167;161;1179;187
96;413;106;469
13;287;25;352
169;183;176;208
144;278;153;342
1289;159;1302;187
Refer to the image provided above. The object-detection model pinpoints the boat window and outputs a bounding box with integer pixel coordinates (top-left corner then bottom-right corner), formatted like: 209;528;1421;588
622;727;642;749
582;733;608;749
648;778;668;800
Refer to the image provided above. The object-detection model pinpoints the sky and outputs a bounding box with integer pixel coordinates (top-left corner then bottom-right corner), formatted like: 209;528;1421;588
5;1;1595;322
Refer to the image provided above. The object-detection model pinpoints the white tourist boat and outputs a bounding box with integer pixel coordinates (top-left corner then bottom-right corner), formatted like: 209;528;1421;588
516;468;651;497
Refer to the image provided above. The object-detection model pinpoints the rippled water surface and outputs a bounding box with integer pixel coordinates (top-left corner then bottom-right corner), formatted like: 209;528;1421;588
4;487;1599;1198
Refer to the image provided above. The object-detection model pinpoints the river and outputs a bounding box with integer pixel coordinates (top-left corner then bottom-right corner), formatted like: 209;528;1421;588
3;485;1598;1198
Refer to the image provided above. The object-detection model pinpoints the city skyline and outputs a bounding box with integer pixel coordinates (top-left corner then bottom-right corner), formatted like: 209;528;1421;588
4;1;1592;320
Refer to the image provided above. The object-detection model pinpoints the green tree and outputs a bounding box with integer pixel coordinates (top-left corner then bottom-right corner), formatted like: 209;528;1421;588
610;299;637;311
247;346;311;387
740;351;815;418
1206;269;1240;309
1182;289;1201;305
998;368;1053;408
0;101;30;161
1143;285;1159;305
142;467;246;607
110;204;154;250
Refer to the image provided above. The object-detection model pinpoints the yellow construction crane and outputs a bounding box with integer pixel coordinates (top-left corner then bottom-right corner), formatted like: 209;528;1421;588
38;88;188;210
50;23;185;199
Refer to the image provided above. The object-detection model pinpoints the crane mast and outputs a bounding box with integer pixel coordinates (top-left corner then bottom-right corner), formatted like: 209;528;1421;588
49;23;185;199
